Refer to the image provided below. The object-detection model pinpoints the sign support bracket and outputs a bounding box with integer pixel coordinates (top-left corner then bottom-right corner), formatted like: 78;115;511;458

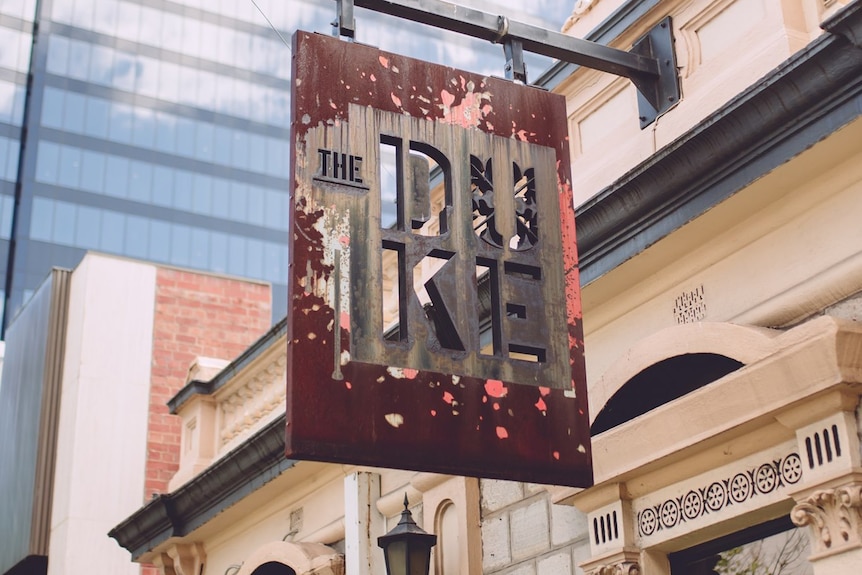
332;0;679;127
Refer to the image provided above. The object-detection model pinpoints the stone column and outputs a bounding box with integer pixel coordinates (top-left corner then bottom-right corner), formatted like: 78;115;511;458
344;472;384;575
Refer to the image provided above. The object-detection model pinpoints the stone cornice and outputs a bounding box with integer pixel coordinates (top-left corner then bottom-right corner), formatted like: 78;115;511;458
109;414;295;560
168;318;287;414
575;1;862;285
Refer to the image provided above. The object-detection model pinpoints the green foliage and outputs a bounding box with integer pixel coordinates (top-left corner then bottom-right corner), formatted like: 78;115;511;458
712;530;811;575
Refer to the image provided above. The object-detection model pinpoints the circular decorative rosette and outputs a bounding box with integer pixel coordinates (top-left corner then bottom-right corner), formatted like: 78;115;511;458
781;453;803;484
639;508;658;536
729;473;753;503
660;499;680;529
682;490;703;520
705;482;726;511
755;463;778;493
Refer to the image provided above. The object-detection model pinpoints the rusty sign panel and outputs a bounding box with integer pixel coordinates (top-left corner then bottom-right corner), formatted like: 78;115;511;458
287;31;591;487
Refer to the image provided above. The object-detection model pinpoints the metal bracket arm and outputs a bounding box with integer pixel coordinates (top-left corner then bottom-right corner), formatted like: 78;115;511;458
340;0;680;127
334;0;356;39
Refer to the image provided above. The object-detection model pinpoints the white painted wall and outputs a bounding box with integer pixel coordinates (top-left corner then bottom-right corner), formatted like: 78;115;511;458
47;254;157;575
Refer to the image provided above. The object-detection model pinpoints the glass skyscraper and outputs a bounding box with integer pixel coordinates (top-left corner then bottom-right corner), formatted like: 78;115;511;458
0;0;571;325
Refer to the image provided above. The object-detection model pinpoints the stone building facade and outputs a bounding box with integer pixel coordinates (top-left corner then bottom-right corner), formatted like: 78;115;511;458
105;1;862;575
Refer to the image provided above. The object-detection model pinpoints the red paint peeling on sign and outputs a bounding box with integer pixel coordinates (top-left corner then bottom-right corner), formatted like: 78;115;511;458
484;379;507;398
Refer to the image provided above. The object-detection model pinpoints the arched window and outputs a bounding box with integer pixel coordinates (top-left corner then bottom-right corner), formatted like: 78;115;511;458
591;353;743;434
250;562;296;575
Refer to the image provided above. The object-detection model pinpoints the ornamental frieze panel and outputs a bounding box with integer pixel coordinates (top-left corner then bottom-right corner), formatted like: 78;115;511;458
634;447;802;544
219;352;287;448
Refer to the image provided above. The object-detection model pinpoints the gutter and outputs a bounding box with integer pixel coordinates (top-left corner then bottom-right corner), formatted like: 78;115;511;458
109;415;295;560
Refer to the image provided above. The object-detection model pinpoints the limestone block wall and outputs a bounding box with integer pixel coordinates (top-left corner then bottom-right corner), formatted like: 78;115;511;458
480;480;590;575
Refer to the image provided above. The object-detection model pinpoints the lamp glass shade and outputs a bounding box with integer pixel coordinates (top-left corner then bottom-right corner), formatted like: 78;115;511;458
409;544;431;575
385;540;407;575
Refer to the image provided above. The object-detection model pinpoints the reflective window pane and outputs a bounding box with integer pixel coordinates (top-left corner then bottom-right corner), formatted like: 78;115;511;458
132;107;156;149
84;95;110;139
89;44;115;86
67;39;91;82
154;111;176;154
36;141;60;184
63;91;86;133
30;197;53;241
192;173;211;215
190;228;208;268
75;205;101;250
173;171;192;210
108;102;134;143
210;231;227;273
128;160;152;203
104;155;129;198
227;234;245;276
246;238;263;279
41;87;64;128
100;209;124;252
152;166;173;207
0;195;14;239
80;150;105;193
149;219;170;262
53;200;75;245
58;145;81;188
125;215;148;258
170;223;190;266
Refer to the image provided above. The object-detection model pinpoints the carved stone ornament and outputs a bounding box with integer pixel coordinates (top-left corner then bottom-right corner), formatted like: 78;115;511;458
153;543;206;575
562;0;598;32
791;484;862;556
587;561;641;575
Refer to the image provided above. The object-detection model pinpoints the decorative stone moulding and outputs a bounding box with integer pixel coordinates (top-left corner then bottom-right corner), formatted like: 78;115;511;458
588;499;634;556
636;450;803;541
219;352;287;448
793;411;862;484
791;481;862;558
152;543;206;575
583;552;641;575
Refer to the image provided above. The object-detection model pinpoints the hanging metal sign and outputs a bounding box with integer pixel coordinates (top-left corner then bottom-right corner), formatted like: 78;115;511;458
287;31;590;486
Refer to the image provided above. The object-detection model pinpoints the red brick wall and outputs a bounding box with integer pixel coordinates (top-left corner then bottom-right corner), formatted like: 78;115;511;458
144;269;271;499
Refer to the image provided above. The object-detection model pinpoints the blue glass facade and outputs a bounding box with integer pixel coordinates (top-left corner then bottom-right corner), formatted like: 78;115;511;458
0;0;570;324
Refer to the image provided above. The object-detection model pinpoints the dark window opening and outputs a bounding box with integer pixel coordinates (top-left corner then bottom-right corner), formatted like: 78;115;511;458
251;562;296;575
591;353;743;435
668;515;811;574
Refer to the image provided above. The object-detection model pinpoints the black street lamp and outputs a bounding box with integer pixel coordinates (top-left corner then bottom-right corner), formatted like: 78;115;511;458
377;495;437;575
